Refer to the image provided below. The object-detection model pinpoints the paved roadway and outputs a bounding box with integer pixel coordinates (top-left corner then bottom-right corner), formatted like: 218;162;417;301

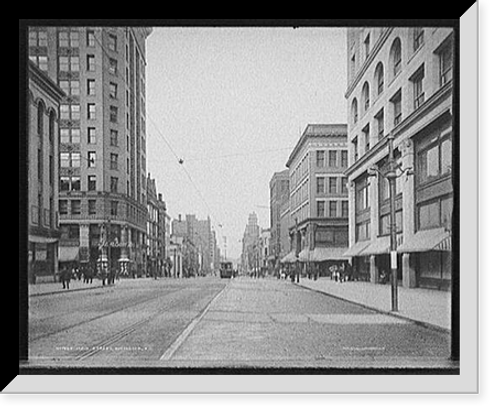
26;275;452;369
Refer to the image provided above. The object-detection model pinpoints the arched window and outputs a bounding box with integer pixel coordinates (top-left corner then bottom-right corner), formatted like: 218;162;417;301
37;100;45;137
362;82;370;112
375;62;384;96
390;38;402;78
48;109;56;143
351;98;358;124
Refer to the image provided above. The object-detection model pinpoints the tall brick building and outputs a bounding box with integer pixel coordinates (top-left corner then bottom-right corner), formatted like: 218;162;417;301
28;27;152;275
343;27;454;289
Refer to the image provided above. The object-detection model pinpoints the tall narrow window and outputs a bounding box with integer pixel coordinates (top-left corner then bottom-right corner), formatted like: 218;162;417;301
87;79;95;96
87;151;96;168
411;65;425;109
87;54;95;71
70;31;79;48
329;201;337;218
316;177;325;194
86;30;95;47
438;40;453;86
317;201;325;218
37;101;44;137
110;106;118;123
375;109;384;139
108;33;117;51
413;28;424;51
362;82;370;112
329;150;337;168
87;103;96;120
329;177;337;194
351;98;358;124
375;62;384;96
364;33;370;60
391;90;402;126
316;151;325;168
87;127;96;144
362;124;370;153
390;38;402;78
341;150;348;168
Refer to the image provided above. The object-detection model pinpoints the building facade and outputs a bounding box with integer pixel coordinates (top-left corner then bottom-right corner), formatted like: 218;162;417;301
29;27;152;276
269;169;290;274
343;27;454;290
146;174;167;278
240;212;260;274
28;61;66;283
170;214;216;277
283;124;349;276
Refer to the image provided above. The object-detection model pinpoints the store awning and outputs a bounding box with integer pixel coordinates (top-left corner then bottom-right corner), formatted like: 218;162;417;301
398;228;451;253
310;247;347;262
362;236;391;256
280;251;297;263
58;246;79;262
29;235;58;244
342;240;371;257
298;247;311;262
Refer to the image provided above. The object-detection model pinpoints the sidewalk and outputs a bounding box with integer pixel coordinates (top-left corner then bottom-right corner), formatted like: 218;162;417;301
295;278;451;332
28;278;105;297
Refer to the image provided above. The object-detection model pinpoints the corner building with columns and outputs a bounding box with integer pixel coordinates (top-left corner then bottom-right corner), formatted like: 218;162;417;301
28;26;153;276
343;27;454;290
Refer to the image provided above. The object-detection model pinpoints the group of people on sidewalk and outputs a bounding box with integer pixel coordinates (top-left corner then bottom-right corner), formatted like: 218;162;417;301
276;262;355;283
57;263;126;289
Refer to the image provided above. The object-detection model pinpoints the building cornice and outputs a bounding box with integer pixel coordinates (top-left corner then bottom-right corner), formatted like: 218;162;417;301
286;124;347;168
29;60;66;103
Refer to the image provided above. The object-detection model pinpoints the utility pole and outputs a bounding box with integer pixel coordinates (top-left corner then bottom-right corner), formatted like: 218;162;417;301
368;134;413;312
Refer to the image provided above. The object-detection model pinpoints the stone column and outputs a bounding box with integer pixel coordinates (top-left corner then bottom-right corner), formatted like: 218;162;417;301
369;255;378;284
402;253;417;288
80;224;90;264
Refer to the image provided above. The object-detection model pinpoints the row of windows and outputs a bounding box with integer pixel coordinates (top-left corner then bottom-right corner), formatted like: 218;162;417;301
316;200;349;218
29;29;117;52
315;150;348;169
60;151;119;170
58;79;119;100
60;103;118;122
354;195;452;242
316;176;348;195
59;199;119;217
350;35;453;138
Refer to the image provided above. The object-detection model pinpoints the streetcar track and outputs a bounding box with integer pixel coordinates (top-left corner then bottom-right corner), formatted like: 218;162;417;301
30;287;189;342
74;285;226;361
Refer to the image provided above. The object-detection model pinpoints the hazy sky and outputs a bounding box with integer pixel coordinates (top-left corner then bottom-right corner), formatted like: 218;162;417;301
145;27;347;259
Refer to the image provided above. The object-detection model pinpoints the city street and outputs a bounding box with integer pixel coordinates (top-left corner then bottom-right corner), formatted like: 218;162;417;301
26;276;452;369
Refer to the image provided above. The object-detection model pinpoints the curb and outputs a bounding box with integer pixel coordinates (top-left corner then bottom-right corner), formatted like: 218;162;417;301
293;282;451;334
29;284;105;298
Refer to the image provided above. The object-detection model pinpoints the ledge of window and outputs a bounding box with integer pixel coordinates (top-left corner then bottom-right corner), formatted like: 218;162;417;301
407;44;424;65
415;173;452;192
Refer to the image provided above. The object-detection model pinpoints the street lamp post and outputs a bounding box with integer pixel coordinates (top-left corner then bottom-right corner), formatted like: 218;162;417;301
368;134;413;312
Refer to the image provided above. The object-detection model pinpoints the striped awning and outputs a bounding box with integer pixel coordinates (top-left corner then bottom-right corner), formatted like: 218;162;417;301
342;240;371;257
29;235;58;244
310;247;347;262
362;236;391;256
280;251;298;263
298;247;311;262
398;228;451;253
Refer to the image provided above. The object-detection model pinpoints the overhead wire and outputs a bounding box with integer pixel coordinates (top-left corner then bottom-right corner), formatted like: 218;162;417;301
92;30;225;236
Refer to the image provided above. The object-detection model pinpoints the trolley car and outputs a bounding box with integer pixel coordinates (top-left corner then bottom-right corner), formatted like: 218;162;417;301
219;261;235;279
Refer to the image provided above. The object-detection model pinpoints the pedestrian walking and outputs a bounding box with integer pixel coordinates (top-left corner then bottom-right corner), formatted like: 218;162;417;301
59;266;71;289
83;263;93;284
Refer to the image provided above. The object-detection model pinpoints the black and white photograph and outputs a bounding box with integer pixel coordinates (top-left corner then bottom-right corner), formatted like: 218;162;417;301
13;14;481;396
